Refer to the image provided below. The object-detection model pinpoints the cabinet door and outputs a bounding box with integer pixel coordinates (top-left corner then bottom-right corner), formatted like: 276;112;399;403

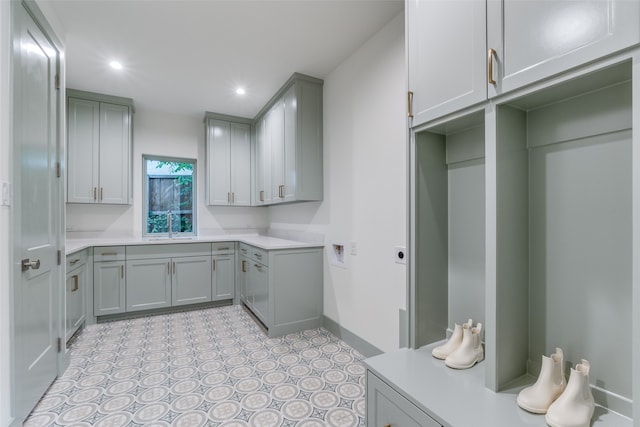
126;258;171;312
67;97;99;203
487;0;640;97
249;262;269;325
269;100;285;204
407;0;486;127
65;266;86;341
99;102;130;204
230;122;251;206
172;255;212;306
366;371;441;427
94;261;125;316
207;119;231;205
283;85;297;202
238;256;249;304
212;255;235;301
254;117;270;205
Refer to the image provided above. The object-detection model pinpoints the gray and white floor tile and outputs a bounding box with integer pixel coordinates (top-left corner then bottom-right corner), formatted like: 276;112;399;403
24;305;367;427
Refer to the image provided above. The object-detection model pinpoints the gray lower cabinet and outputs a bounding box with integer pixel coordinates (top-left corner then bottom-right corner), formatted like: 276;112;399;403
238;242;322;337
172;255;212;306
65;250;88;342
366;371;440;427
125;258;172;311
93;246;126;316
212;254;235;301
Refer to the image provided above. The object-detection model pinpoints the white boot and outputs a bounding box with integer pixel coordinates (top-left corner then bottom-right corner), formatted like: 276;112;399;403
545;359;595;427
517;348;566;414
432;319;472;360
445;322;484;369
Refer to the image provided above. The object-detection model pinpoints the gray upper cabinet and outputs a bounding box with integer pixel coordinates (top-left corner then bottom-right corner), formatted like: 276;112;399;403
205;114;252;206
407;0;487;127
487;0;640;97
67;89;133;204
407;0;640;126
254;74;324;205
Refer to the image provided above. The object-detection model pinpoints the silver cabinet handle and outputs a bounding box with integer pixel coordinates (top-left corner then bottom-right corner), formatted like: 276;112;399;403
260;190;264;202
172;262;176;275
69;259;80;265
100;187;104;201
167;261;171;275
254;253;262;259
93;187;97;201
21;258;40;272
100;252;118;256
212;259;216;271
488;48;497;85
241;260;246;272
217;247;229;251
71;275;79;292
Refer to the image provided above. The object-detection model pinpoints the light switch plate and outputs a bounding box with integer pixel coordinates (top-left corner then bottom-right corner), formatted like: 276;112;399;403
1;181;10;206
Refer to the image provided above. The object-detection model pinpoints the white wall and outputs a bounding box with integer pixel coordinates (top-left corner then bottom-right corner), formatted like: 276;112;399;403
66;108;268;236
269;12;407;352
0;1;12;423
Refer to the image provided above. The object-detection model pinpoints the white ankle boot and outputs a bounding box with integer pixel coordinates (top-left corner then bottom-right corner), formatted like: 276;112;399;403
517;348;566;413
445;322;484;369
432;319;472;360
545;359;595;427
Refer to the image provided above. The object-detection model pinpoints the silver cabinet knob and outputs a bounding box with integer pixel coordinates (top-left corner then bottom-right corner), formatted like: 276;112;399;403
21;258;41;272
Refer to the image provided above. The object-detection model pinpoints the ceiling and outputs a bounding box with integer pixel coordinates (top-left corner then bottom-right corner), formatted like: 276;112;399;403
43;0;404;119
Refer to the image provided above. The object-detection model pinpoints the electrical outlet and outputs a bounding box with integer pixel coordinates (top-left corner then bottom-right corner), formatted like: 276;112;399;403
395;246;407;264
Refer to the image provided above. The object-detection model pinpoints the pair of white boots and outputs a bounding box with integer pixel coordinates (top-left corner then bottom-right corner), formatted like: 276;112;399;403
517;348;595;427
431;319;484;369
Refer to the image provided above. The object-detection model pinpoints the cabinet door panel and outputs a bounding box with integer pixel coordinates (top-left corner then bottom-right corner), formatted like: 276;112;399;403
250;262;269;325
488;0;640;96
255;117;270;205
367;371;440;427
230;122;251;206
126;258;171;312
283;85;297;202
408;0;486;126
94;261;125;315
172;256;212;306
99;102;130;204
67;97;99;203
213;255;235;301
207;119;231;205
269;101;285;204
65;267;86;341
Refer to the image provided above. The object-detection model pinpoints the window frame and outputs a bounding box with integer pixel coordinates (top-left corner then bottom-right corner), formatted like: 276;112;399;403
142;154;197;238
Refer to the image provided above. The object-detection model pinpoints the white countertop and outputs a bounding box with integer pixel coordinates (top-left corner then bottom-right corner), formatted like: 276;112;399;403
66;234;324;255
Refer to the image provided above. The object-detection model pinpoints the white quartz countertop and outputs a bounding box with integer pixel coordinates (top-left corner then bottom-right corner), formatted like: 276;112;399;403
66;234;323;255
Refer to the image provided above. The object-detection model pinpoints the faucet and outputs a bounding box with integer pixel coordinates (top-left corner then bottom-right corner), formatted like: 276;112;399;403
167;210;172;238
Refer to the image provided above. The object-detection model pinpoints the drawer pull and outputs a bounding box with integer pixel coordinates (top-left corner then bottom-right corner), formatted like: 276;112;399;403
488;48;497;85
71;275;79;292
100;252;118;256
254;253;262;259
212;259;216;271
242;260;246;272
217;247;229;251
69;259;80;265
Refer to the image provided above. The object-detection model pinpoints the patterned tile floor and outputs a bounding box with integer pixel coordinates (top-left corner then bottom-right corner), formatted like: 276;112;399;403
25;305;366;427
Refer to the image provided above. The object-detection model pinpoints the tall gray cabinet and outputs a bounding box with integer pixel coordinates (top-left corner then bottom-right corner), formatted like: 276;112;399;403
66;89;133;205
365;1;640;426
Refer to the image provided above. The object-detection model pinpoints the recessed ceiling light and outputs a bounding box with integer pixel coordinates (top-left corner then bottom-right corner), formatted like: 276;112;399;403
109;61;123;70
235;88;246;95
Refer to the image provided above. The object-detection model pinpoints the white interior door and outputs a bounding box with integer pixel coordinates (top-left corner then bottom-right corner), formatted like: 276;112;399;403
13;4;61;422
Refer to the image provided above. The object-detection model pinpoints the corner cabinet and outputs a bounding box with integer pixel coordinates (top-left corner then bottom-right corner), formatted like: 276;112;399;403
67;89;133;204
407;0;640;127
205;114;252;206
254;73;323;205
238;243;323;337
93;246;126;316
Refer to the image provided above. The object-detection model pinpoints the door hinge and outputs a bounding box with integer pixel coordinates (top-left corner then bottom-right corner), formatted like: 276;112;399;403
57;337;62;353
55;74;60;90
57;250;62;266
55;162;61;178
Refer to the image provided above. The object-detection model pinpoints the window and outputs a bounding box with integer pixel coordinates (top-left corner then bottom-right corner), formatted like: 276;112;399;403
143;155;196;237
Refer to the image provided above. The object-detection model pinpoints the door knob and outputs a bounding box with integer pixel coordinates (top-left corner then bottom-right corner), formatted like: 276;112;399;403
21;258;41;272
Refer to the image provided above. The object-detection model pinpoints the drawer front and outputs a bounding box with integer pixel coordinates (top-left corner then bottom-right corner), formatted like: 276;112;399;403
366;371;440;427
212;241;235;255
239;243;268;266
66;249;88;271
93;246;126;262
126;243;212;260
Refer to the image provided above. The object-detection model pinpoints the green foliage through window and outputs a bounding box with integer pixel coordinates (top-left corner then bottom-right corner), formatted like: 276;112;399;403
144;157;195;235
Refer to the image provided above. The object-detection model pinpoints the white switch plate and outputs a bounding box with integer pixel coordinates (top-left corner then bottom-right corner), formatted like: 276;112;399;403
394;246;407;264
1;181;10;206
350;241;357;256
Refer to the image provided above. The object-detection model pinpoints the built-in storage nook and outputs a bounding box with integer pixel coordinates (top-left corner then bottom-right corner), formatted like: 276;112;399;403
366;55;639;426
411;111;486;348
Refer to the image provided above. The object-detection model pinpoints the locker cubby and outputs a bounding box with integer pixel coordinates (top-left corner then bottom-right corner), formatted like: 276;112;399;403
489;60;633;419
411;110;486;348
